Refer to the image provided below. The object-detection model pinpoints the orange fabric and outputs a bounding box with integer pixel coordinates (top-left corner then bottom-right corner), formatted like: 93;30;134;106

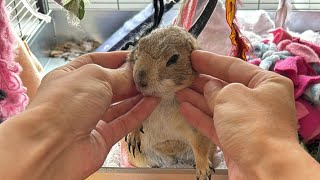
225;0;249;61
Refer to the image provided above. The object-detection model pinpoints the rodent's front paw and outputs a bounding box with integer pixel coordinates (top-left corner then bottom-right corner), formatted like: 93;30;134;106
125;127;143;157
195;160;215;180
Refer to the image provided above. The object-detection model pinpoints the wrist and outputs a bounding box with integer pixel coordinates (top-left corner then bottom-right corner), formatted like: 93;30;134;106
0;105;73;179
243;138;320;179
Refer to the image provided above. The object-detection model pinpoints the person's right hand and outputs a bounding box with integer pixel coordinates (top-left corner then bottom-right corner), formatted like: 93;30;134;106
176;50;320;179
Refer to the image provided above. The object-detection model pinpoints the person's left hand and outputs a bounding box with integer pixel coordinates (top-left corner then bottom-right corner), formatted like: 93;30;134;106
1;52;159;180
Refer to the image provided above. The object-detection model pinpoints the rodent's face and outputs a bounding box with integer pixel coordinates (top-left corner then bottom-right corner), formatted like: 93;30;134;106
128;26;198;97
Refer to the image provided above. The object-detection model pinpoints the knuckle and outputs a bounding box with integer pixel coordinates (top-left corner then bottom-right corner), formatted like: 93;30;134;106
82;64;104;73
279;76;294;89
80;64;111;83
41;72;53;83
215;83;246;104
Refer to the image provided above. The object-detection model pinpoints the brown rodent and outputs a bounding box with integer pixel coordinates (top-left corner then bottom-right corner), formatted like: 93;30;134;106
123;26;217;180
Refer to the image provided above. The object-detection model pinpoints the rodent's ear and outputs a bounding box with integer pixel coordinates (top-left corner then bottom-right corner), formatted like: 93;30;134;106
187;36;199;51
127;48;137;64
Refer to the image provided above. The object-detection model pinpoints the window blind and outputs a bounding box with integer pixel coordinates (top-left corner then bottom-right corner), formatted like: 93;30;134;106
48;0;320;10
5;0;51;42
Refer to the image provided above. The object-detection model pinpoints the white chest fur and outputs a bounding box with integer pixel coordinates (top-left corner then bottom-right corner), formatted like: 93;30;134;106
140;94;195;167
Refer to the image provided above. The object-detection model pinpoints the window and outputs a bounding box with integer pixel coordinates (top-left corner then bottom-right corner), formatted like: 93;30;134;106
237;0;320;10
5;0;51;42
48;0;182;10
48;0;320;10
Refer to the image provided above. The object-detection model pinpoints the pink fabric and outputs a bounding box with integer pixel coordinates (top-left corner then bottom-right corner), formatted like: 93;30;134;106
0;0;28;120
295;101;309;120
299;40;320;59
286;43;320;64
269;28;293;44
277;40;320;64
274;56;320;98
180;0;198;31
249;59;261;66
271;28;320;64
278;39;292;51
297;99;320;142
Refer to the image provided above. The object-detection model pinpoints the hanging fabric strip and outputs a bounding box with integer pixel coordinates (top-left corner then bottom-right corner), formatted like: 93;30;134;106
119;0;178;50
225;0;249;61
180;0;198;31
188;0;218;38
21;0;51;23
275;0;291;29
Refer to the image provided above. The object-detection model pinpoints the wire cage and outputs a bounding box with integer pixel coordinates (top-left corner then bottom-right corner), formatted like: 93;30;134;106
5;0;51;42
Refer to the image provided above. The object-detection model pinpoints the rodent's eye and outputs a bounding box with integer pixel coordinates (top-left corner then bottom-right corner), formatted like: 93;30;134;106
166;54;179;67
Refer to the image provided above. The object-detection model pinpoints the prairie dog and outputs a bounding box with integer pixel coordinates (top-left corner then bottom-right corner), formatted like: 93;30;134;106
124;26;216;180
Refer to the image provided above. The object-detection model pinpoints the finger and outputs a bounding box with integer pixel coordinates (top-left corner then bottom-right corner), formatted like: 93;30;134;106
77;62;138;101
103;94;143;123
111;91;140;103
95;97;160;148
107;66;138;99
190;74;228;94
57;51;129;72
191;50;271;87
176;88;212;116
179;102;220;146
203;81;224;112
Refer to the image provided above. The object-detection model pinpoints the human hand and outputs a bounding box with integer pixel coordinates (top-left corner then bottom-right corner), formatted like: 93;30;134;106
176;50;301;179
0;52;159;180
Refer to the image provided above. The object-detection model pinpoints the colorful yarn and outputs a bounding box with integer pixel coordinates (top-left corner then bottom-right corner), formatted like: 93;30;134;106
249;28;320;142
259;50;291;70
250;42;292;70
0;0;29;120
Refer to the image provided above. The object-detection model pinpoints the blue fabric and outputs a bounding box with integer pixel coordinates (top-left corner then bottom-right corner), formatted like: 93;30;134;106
95;4;154;52
312;64;320;75
95;2;179;52
304;83;320;105
251;42;292;70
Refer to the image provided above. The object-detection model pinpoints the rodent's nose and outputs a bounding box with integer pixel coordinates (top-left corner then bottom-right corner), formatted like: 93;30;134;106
138;70;146;79
136;70;148;88
137;81;148;88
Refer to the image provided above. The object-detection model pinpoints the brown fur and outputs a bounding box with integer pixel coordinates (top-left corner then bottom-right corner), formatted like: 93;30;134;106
124;26;216;180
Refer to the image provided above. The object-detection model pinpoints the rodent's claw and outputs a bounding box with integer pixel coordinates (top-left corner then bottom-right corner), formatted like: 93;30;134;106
128;142;131;153
132;144;136;158
125;128;142;158
209;165;215;173
138;142;141;153
140;127;144;133
195;161;214;180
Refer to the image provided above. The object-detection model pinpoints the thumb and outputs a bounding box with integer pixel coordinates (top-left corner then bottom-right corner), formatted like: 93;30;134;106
108;64;138;102
204;80;224;112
